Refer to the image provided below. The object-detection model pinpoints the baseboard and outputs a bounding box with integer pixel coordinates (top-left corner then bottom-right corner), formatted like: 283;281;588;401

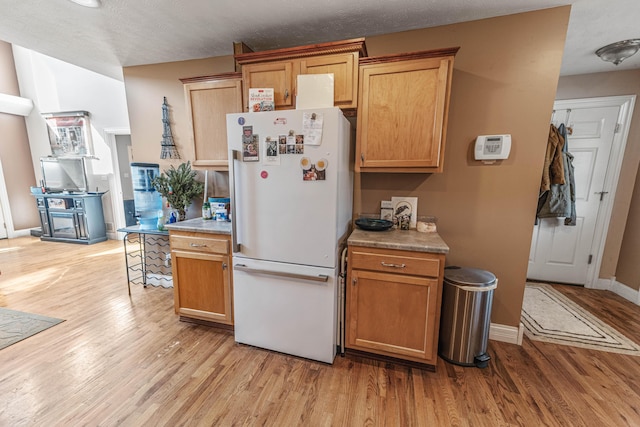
593;277;639;306
612;280;639;305
10;228;34;238
489;322;523;345
592;277;613;290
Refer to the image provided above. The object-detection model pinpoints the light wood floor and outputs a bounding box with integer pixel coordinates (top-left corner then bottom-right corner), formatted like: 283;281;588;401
1;237;640;426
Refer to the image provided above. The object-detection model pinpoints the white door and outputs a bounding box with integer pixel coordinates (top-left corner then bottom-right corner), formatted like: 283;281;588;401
528;103;621;285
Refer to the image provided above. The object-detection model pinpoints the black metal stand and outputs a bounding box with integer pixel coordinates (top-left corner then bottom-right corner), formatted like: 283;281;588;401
118;226;172;295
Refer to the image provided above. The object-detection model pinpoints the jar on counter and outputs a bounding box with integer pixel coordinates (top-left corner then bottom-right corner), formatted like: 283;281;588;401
202;202;212;220
215;208;228;222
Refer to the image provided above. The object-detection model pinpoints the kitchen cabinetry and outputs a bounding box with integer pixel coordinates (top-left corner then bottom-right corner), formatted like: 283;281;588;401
235;38;367;111
356;47;458;173
180;73;243;169
346;229;448;367
169;230;233;325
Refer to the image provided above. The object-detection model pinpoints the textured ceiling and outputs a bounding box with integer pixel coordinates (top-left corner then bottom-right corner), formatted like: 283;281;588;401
0;0;638;80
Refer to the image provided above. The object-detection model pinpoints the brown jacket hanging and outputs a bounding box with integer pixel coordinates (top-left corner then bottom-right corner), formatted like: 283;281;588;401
540;124;565;192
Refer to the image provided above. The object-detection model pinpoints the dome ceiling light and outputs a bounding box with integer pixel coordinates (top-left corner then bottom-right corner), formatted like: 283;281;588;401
595;39;640;65
68;0;101;8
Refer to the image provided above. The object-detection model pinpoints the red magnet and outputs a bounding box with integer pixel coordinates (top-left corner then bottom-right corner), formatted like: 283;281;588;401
260;170;268;179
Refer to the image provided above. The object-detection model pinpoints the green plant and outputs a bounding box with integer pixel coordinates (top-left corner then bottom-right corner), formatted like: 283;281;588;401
152;161;204;220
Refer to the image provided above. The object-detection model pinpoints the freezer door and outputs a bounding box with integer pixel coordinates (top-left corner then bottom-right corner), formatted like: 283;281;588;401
233;258;338;364
227;108;351;268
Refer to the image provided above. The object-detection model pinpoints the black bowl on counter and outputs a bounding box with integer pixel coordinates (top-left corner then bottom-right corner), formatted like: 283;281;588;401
354;218;393;231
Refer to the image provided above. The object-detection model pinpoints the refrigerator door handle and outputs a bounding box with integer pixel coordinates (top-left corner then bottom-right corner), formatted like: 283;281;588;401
229;149;241;253
234;264;329;283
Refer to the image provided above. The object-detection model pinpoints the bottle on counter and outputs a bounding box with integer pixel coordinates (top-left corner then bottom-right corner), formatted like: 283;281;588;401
157;210;166;231
202;202;212;220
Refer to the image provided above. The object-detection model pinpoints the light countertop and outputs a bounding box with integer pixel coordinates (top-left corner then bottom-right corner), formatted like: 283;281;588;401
347;228;449;254
163;218;232;235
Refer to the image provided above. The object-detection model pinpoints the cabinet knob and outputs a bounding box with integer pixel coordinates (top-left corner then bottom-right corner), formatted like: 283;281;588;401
352;277;357;285
190;243;207;248
284;89;289;101
222;263;227;270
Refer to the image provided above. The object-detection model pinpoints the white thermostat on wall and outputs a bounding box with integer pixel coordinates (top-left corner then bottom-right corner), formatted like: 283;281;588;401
474;134;512;160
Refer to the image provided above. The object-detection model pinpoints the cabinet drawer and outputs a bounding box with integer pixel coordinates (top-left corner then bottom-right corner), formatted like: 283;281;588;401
350;247;441;277
170;234;229;255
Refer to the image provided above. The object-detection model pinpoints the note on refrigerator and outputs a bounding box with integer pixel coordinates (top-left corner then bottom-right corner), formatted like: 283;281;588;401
302;112;324;146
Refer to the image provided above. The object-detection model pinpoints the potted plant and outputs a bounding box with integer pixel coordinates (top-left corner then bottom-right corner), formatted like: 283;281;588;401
152;161;204;221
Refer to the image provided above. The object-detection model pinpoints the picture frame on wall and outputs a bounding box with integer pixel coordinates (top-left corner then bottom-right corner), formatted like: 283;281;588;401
42;110;93;157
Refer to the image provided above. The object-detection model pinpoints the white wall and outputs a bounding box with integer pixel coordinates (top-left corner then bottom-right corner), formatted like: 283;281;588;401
12;46;130;235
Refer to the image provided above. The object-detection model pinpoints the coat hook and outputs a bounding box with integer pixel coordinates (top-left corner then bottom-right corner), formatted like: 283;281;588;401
565;109;573;135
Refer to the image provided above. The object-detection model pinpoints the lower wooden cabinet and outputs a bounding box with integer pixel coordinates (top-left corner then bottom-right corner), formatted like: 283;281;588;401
346;245;445;366
169;231;233;325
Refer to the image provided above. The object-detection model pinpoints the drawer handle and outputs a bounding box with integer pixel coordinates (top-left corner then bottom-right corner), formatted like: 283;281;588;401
381;261;406;268
189;243;207;248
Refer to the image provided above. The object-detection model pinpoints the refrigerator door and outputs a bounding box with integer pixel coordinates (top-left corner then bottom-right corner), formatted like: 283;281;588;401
232;258;338;364
227;108;351;269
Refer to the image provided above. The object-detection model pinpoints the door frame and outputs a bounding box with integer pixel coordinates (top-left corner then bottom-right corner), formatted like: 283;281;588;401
554;95;636;288
0;157;11;238
104;127;131;239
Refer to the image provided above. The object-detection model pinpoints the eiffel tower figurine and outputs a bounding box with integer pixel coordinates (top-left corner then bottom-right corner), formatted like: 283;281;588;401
160;96;180;159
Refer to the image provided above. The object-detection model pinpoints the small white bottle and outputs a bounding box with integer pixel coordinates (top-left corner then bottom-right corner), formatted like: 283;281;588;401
157;209;165;231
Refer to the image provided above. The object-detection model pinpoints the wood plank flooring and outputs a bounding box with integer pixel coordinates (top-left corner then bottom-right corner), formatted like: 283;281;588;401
1;236;640;426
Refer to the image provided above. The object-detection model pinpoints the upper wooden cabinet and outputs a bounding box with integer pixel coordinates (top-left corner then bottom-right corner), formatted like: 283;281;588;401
236;38;367;111
241;61;295;109
355;48;458;173
180;73;243;169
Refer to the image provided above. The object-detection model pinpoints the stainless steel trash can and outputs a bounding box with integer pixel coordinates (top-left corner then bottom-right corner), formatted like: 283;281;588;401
438;266;497;368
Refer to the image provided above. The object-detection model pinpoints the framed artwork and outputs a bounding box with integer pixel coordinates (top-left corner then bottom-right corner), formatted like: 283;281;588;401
42;111;93;157
391;196;418;230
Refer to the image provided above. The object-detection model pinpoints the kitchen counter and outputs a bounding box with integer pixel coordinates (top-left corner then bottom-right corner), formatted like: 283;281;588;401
163;218;232;235
347;228;449;254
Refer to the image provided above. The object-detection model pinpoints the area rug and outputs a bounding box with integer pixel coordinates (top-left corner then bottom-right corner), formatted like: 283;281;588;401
0;307;64;350
521;283;640;355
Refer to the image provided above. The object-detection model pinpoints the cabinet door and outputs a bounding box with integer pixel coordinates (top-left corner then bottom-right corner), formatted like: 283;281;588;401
299;52;358;109
38;209;50;236
347;269;439;362
184;79;243;169
172;250;233;325
242;61;296;110
357;56;453;172
76;212;88;239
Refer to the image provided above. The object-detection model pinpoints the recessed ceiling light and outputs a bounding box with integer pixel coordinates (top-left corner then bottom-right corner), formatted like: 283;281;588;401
68;0;101;8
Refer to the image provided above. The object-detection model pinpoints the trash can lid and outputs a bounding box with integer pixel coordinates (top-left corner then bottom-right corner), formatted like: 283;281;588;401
444;266;497;287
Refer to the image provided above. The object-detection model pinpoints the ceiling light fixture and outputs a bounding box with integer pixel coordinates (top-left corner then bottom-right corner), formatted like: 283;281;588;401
595;39;640;65
68;0;101;8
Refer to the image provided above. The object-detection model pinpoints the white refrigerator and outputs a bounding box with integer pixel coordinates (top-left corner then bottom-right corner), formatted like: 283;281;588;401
227;107;352;363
